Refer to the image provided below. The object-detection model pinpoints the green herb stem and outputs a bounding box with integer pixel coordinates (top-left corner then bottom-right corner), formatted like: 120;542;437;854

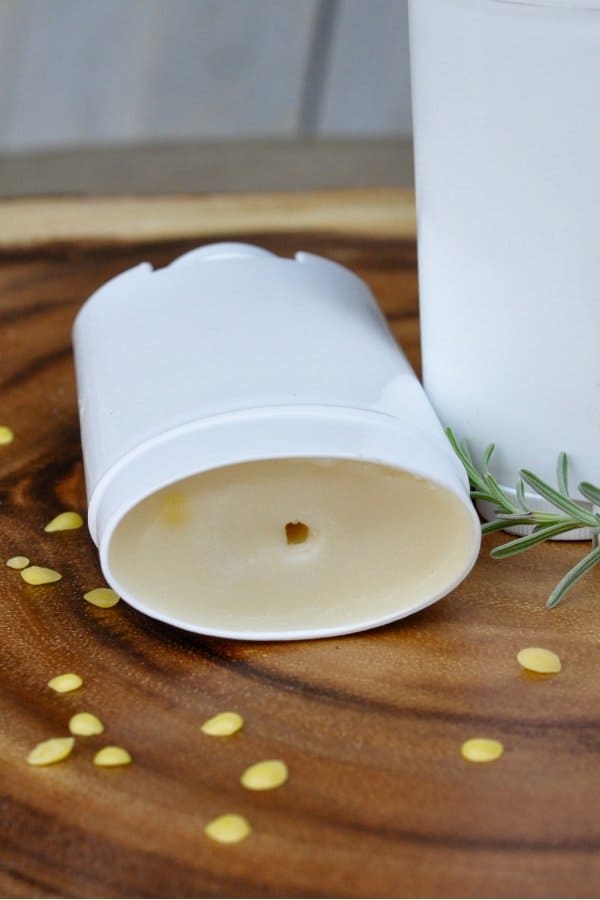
447;428;600;608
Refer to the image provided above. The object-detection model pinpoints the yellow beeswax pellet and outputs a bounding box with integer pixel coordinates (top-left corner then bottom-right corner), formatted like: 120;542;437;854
201;711;244;737
240;759;288;791
6;556;30;570
0;426;14;446
93;746;131;767
44;511;83;532
69;712;104;736
83;588;120;608
27;736;75;766
204;813;252;844
162;490;187;525
21;566;62;585
461;738;504;763
47;673;83;693
517;647;561;674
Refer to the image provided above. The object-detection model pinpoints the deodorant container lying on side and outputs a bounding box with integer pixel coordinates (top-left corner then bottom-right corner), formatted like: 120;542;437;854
73;243;480;640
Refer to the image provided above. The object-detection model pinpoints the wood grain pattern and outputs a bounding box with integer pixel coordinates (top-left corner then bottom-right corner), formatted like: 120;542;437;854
0;189;415;248
0;193;599;899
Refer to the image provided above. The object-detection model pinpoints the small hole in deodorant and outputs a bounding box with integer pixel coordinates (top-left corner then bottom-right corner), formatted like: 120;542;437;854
285;521;310;545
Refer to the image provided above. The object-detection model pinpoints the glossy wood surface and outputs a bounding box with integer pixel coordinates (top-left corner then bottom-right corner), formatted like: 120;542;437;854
0;191;598;898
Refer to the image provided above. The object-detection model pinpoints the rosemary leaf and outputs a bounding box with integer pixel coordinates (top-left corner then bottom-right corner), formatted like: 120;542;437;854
481;517;538;535
557;452;570;497
485;473;518;514
490;521;580;559
483;443;496;474
482;519;519;535
446;427;468;463
469;490;500;503
578;481;600;507
546;545;600;608
494;511;546;522
515;477;529;512
520;469;599;527
447;429;600;609
446;429;480;485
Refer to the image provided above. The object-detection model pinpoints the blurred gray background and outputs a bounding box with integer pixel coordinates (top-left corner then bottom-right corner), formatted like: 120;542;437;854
0;0;413;195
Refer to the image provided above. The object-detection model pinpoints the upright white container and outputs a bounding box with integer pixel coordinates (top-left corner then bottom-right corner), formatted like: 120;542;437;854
409;0;600;519
73;243;480;640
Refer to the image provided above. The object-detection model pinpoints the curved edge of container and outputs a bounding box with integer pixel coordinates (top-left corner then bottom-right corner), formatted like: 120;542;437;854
88;404;481;641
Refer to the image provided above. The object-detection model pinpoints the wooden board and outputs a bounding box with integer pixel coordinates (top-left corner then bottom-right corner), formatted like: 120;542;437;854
0;190;598;899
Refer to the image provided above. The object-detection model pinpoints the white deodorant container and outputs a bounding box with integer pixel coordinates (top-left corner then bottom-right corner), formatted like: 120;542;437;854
409;0;600;534
73;243;480;640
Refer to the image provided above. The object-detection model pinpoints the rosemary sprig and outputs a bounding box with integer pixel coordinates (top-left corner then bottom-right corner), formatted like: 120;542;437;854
447;428;600;608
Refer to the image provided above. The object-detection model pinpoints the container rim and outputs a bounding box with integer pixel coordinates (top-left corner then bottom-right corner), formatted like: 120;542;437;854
87;404;481;640
89;404;474;537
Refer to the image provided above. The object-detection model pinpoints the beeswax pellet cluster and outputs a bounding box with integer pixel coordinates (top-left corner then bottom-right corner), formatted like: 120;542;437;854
461;646;563;765
7;510;86;587
200;710;288;843
28;673;130;769
5;505;120;613
6;549;120;610
7;498;126;774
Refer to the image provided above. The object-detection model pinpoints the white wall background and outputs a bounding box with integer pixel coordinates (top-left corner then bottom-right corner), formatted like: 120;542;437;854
0;0;411;152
